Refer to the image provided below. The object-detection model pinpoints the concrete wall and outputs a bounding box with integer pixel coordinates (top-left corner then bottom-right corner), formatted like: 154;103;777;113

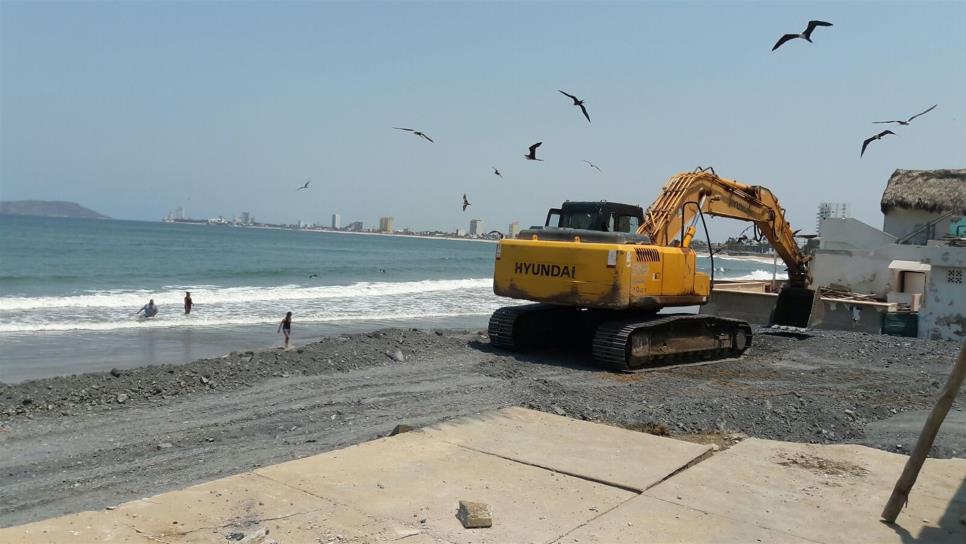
811;244;928;297
819;218;896;250
700;288;887;334
883;209;962;244
919;244;966;341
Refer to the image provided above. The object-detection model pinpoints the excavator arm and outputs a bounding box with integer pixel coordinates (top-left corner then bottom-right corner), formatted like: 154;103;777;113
639;169;810;288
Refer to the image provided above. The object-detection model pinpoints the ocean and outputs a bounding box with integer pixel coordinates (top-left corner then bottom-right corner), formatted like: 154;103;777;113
0;215;783;382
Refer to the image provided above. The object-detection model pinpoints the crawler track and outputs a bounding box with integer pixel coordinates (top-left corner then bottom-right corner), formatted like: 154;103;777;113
490;306;752;371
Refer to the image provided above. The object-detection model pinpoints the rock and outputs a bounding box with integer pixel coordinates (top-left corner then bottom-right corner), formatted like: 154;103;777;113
21;398;33;406
456;500;492;529
390;424;413;436
390;349;405;362
116;393;128;404
157;442;174;450
200;376;210;385
110;368;122;378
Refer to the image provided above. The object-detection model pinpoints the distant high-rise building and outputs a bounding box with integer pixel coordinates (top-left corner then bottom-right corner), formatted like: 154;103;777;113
379;217;395;233
331;213;341;229
816;202;851;234
175;206;185;220
508;221;520;239
456;228;466;237
240;211;251;226
348;221;364;232
469;219;483;236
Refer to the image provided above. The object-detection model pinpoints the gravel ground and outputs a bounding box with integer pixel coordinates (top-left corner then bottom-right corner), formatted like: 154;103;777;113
1;326;964;527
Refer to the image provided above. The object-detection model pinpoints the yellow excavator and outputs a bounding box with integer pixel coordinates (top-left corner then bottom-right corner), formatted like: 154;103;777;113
488;168;814;370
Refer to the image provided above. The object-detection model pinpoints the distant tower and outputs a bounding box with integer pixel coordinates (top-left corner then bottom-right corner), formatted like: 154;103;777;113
379;216;395;233
331;213;341;229
175;206;185;220
508;221;520;239
816;202;851;234
469;219;483;236
240;211;251;226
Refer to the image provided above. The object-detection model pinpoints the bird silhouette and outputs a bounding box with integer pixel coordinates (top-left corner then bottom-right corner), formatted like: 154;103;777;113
493;167;502;178
297;180;311;191
392;127;434;142
462;194;471;212
874;104;938;126
772;20;833;51
524;142;543;161
861;130;895;157
558;90;591;123
583;160;602;172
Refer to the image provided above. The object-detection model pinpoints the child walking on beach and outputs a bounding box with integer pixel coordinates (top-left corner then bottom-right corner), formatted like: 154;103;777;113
277;311;292;349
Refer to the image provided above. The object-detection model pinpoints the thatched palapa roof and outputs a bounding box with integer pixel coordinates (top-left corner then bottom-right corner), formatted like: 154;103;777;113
880;169;966;214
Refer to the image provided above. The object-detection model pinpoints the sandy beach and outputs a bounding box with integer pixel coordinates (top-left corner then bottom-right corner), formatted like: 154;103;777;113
1;326;963;528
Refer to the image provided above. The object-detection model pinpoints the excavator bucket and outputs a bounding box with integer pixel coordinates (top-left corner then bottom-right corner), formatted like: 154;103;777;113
770;287;817;328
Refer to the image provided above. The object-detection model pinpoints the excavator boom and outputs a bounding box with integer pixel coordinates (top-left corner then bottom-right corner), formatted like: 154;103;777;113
640;169;809;287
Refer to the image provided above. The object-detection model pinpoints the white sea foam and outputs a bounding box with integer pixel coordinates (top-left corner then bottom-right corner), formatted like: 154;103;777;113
0;278;492;311
719;269;788;281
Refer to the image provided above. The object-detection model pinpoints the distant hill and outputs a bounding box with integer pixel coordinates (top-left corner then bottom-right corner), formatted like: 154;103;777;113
0;200;109;220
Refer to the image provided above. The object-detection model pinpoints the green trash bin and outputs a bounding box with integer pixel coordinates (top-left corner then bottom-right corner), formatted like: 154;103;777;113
882;313;918;337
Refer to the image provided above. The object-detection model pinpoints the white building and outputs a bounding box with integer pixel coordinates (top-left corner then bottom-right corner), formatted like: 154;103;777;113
508;221;521;239
469;219;483;236
331;213;341;230
175;206;185;220
810;168;966;340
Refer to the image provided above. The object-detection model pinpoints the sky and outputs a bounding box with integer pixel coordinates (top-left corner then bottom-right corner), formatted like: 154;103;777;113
2;1;964;239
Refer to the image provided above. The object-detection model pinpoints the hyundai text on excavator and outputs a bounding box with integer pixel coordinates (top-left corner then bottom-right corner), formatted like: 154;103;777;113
488;168;814;370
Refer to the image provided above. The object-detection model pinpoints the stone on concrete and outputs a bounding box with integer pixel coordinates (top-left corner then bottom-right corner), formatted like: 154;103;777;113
256;430;634;544
456;500;492;529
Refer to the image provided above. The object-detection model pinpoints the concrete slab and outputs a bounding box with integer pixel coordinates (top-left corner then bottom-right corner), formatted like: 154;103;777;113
643;438;966;544
0;510;154;544
555;495;815;544
420;406;711;491
256;430;637;544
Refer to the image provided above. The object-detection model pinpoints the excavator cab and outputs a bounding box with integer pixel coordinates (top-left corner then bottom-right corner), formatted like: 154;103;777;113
518;202;651;244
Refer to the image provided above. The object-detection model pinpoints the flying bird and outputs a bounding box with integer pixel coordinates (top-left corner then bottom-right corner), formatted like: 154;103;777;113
493;167;502;178
860;130;895;157
297;180;311;191
462;194;471;212
873;104;938;126
583;160;602;172
524;142;543;161
392;127;434;142
772;20;833;51
558;90;591;123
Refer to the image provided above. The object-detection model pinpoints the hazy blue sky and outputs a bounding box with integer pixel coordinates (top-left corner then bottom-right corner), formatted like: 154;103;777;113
2;1;964;237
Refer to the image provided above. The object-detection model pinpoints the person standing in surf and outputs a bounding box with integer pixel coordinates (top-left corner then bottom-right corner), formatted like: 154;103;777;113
277;311;292;349
184;292;193;314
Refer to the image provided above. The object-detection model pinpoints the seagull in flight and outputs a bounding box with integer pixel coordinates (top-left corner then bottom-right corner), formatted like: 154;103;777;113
392;127;434;143
772;20;833;51
874;104;938;126
583;160;602;172
493;167;502;178
296;180;311;191
861;130;895;157
558;90;591;123
462;194;471;212
524;142;543;161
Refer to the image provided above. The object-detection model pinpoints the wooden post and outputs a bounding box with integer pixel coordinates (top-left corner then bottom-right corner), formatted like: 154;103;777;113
881;341;966;522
